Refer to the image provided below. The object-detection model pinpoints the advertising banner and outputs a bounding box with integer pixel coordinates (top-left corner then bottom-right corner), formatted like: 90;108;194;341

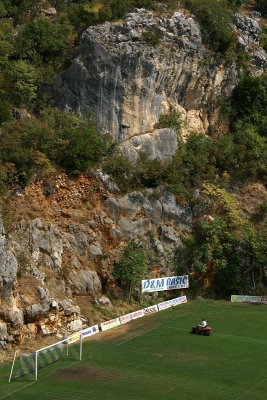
100;317;121;331
67;332;80;344
158;299;173;311
119;313;132;325
172;295;187;306
231;295;267;304
143;305;158;315
141;275;189;293
81;324;99;338
120;309;144;325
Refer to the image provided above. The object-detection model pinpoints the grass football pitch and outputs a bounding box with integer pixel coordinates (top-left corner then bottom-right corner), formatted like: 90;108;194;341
1;299;267;400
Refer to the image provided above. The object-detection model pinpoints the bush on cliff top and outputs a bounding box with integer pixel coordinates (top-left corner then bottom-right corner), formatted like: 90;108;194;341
0;110;110;185
181;0;235;53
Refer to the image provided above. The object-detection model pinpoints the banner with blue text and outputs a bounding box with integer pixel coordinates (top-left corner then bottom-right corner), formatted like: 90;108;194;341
81;324;99;338
141;275;189;293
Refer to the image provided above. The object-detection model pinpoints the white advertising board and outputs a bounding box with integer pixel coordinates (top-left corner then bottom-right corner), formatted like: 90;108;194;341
143;305;158;315
100;318;121;331
158;299;173;311
142;275;189;293
81;324;99;338
231;295;267;304
158;295;187;311
119;309;144;325
172;295;187;306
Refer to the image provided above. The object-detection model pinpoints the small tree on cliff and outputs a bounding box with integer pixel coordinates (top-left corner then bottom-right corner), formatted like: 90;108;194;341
113;242;148;300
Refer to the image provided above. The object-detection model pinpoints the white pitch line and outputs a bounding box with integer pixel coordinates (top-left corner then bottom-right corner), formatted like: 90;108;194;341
131;353;163;371
115;325;158;347
115;312;187;348
234;380;266;400
0;381;36;400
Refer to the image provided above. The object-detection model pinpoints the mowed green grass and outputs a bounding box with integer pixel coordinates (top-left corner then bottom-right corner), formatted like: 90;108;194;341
1;299;267;400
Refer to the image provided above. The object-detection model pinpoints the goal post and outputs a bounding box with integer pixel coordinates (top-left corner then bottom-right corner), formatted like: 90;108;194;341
35;337;71;381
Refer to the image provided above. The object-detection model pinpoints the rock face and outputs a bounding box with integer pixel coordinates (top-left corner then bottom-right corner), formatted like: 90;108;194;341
0;174;193;348
53;8;237;143
233;12;267;73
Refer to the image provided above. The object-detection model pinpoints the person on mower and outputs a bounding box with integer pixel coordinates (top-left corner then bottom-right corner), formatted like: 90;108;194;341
199;319;207;328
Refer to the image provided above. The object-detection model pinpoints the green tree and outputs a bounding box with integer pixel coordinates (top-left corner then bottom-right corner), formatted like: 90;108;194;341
7;60;37;106
113;242;148;299
187;185;267;296
17;17;75;68
230;75;267;133
56;122;107;173
232;123;267;183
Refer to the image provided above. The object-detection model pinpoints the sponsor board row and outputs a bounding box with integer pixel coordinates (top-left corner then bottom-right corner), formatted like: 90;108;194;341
64;295;187;343
102;295;188;331
231;295;267;304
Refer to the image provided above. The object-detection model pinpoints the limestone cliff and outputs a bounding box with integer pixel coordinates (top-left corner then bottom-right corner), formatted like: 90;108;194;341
53;7;238;144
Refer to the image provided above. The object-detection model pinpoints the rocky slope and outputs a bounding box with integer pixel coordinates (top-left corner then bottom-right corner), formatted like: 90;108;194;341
0;173;192;350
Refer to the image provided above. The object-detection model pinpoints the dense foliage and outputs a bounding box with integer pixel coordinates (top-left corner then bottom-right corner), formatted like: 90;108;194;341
0;110;110;186
186;185;267;296
256;0;267;17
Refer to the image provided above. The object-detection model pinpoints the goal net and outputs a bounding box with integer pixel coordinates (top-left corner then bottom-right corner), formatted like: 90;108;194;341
9;335;81;382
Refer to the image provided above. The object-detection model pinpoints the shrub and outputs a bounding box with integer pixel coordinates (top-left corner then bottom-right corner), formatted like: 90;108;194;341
154;110;182;135
256;0;267;17
113;242;148;299
56;122;107;173
133;157;168;188
17;17;75;67
0;99;11;123
102;154;132;191
260;26;267;52
231;123;267;183
7;60;38;107
0;110;110;184
182;0;235;53
230;75;267;130
142;26;161;47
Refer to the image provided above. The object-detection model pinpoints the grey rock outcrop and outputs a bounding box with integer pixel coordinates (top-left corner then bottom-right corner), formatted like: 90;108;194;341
53;8;237;141
121;128;178;162
94;170;120;193
233;12;267;74
252;49;267;71
0;321;8;341
67;269;102;295
30;218;63;271
233;13;262;47
104;189;192;238
0;218;21;335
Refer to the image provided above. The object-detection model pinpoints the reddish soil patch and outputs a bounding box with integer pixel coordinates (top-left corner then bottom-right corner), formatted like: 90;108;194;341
56;366;118;382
